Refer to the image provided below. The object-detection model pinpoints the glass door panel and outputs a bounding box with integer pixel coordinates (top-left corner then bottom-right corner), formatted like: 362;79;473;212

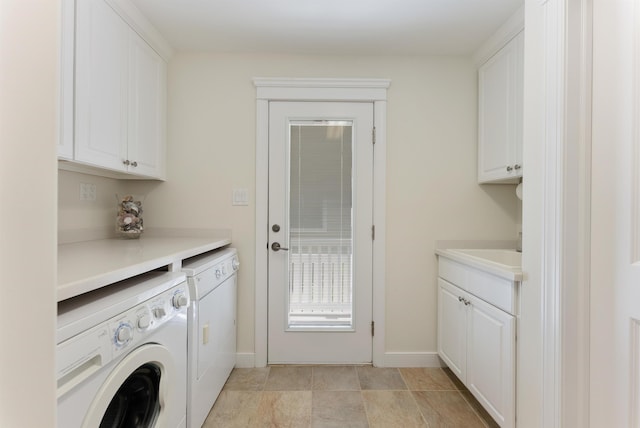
288;122;353;330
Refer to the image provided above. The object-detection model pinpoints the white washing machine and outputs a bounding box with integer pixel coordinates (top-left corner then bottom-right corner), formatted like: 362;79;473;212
57;271;189;428
182;247;239;428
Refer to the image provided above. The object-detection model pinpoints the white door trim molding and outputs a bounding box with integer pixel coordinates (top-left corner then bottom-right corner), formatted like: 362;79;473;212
522;0;592;426
253;77;390;367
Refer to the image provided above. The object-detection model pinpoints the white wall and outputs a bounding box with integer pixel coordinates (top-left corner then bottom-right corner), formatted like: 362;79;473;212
122;53;520;359
58;170;128;237
0;0;58;425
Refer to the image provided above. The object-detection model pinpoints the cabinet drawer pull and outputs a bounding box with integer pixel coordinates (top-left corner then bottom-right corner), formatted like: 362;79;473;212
506;165;513;172
514;164;521;170
130;161;138;167
123;159;130;166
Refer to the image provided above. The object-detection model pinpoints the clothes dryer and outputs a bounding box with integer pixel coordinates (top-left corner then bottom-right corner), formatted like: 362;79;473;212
182;247;239;428
57;271;189;428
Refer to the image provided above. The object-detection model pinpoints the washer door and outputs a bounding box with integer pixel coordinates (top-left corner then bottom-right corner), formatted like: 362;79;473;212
82;344;175;428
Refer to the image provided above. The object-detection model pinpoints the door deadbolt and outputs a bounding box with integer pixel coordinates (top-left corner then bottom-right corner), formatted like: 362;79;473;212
272;224;280;232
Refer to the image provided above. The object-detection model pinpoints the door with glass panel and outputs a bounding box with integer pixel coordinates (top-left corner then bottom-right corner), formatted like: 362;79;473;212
268;101;374;364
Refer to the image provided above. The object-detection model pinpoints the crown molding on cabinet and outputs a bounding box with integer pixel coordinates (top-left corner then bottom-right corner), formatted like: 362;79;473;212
105;0;174;61
473;5;525;67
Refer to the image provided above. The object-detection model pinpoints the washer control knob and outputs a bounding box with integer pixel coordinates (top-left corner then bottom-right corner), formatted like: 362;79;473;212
172;293;188;309
153;307;166;319
232;259;240;271
115;324;133;345
137;314;151;330
215;269;222;279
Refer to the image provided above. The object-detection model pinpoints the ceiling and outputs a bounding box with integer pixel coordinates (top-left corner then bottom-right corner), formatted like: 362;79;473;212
129;0;523;56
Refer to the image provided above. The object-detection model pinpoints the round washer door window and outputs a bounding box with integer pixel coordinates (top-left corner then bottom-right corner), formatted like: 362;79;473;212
100;363;161;427
82;344;176;428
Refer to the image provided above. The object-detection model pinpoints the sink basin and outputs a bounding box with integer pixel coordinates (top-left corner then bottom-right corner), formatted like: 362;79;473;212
448;249;522;268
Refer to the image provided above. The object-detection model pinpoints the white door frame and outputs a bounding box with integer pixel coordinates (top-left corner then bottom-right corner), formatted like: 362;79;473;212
253;78;390;367
522;0;592;426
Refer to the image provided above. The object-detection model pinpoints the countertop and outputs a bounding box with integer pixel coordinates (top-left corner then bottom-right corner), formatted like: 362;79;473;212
58;235;231;302
435;248;523;281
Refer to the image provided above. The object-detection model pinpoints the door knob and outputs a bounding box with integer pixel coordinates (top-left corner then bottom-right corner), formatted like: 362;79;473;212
271;242;289;251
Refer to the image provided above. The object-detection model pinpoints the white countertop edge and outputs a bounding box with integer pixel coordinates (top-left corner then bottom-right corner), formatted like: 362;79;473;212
58;236;231;302
435;248;523;282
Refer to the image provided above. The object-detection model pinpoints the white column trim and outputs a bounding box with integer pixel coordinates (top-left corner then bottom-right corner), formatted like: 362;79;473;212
561;1;592;427
532;0;592;426
253;78;390;367
541;2;564;426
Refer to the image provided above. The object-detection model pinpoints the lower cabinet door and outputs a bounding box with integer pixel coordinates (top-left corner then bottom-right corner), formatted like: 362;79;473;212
437;278;467;382
466;293;516;428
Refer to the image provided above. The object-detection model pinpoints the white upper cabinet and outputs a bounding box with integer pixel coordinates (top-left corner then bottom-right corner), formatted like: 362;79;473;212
75;0;130;172
60;0;169;180
127;32;166;178
477;31;524;184
58;0;75;160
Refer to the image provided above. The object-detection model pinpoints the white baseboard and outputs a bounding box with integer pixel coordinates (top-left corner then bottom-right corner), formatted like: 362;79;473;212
381;352;444;368
235;353;257;368
235;351;443;368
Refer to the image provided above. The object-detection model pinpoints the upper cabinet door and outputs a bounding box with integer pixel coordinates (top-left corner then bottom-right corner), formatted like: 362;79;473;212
128;33;166;179
477;31;524;184
58;0;75;160
74;0;129;172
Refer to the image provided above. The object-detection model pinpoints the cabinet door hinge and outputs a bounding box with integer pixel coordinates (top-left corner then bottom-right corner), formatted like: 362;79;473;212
371;321;375;336
372;127;376;145
371;225;375;240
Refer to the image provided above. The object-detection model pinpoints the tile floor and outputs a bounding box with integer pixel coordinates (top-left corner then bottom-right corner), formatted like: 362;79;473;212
202;366;500;427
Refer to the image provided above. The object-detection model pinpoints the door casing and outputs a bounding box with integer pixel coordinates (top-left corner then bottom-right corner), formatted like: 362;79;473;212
253;78;390;367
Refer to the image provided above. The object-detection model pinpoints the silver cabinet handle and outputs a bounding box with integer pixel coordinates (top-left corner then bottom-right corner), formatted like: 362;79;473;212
506;165;513;172
130;161;137;167
123;159;130;166
514;164;521;170
271;242;289;251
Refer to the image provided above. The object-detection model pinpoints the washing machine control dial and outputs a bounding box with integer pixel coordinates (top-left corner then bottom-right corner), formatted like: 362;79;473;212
115;323;133;346
137;313;151;330
215;269;222;279
172;292;188;309
232;258;240;271
153;307;166;319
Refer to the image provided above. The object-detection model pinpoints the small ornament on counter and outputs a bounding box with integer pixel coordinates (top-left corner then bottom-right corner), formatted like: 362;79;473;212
116;194;144;239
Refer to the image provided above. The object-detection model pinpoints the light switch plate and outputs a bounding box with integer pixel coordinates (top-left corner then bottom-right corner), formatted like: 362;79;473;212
232;188;249;206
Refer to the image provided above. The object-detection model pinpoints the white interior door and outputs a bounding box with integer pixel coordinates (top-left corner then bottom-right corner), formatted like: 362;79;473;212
590;0;640;425
268;101;373;364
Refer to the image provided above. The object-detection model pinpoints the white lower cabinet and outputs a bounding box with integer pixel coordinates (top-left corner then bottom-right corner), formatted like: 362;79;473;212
438;277;516;428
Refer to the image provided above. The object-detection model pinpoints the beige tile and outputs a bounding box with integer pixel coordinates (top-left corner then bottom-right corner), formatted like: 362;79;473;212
399;368;458;391
248;391;312;428
311;391;368;428
412;390;486;427
265;366;313;391
460;390;500;428
361;390;426;428
357;367;407;390
223;367;270;391
313;366;360;391
202;390;262;428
